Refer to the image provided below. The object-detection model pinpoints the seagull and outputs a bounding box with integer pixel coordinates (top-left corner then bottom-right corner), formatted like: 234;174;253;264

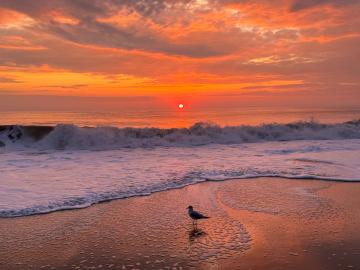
187;205;210;230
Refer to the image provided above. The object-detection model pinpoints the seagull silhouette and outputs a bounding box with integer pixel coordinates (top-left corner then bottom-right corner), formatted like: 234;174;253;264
187;205;210;230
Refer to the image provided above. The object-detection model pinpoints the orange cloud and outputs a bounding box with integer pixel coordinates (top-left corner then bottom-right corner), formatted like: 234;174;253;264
0;7;34;28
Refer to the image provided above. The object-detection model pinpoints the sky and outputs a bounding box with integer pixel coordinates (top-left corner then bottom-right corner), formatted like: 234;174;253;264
0;0;359;111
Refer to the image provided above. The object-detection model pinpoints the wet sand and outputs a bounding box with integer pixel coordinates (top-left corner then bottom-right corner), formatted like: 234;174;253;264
0;177;360;270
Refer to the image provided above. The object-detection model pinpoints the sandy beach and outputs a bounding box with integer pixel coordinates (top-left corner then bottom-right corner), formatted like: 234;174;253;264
1;177;359;270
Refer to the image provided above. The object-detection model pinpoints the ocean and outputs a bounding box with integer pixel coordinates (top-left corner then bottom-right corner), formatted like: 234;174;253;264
1;108;360;217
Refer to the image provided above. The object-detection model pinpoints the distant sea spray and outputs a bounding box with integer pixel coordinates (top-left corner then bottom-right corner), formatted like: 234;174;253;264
1;120;360;150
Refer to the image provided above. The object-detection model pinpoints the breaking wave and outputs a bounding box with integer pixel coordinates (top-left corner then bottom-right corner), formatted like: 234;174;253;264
1;120;360;150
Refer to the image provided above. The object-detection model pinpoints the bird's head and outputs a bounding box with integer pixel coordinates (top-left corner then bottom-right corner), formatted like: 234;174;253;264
187;205;193;210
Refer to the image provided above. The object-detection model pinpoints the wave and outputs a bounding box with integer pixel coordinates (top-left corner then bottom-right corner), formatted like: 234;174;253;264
1;120;360;150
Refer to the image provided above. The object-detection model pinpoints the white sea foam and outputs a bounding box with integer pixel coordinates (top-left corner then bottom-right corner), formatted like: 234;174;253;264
1;122;360;217
1;120;360;150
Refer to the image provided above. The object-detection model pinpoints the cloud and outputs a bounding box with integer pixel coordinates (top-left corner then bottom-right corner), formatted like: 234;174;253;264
0;0;189;19
0;0;235;57
42;17;228;57
290;0;360;11
0;77;22;83
42;84;88;89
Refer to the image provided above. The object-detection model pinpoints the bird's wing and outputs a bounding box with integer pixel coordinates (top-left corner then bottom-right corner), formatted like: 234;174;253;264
191;211;206;219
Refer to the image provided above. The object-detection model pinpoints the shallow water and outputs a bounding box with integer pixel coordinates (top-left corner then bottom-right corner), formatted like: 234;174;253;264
1;137;360;217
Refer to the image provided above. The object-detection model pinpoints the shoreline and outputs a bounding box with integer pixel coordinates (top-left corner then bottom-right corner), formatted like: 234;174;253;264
1;175;360;219
1;177;360;269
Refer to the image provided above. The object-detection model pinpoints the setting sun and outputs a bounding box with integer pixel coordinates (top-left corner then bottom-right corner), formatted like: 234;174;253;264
178;104;184;109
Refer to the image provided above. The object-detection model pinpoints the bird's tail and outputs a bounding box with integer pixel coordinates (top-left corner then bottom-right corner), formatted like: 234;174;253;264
203;216;210;219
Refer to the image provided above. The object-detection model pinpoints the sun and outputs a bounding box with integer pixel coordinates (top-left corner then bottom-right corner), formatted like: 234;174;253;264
178;103;184;109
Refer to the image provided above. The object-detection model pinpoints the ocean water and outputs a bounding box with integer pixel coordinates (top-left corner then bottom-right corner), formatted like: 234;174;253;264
1;109;360;217
1;107;360;127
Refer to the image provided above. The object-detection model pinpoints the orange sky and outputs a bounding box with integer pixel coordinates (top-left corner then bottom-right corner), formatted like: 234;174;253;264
0;0;359;110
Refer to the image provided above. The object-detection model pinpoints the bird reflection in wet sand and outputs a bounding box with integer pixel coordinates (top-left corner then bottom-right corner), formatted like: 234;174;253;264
188;228;207;242
187;205;210;231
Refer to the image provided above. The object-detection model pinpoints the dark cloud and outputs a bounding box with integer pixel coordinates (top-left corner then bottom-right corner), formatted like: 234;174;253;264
42;84;88;89
290;0;360;11
0;77;22;83
196;0;360;12
42;18;227;57
0;0;230;57
0;0;189;18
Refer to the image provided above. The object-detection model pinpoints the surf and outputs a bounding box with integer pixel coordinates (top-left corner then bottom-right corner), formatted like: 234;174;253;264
1;119;360;150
